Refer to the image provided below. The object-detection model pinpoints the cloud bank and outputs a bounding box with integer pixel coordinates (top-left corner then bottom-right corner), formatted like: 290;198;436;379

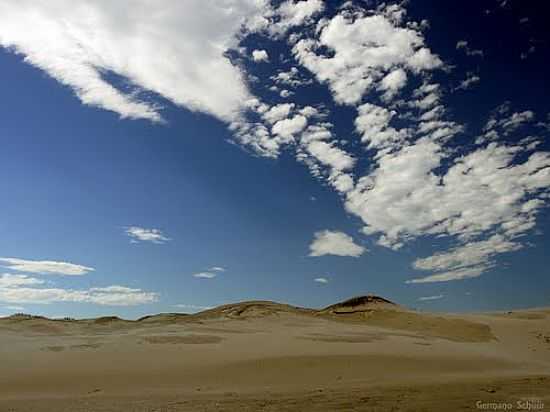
0;274;157;306
2;1;549;285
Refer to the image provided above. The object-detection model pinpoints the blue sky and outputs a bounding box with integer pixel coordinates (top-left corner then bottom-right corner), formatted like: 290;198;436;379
0;0;549;319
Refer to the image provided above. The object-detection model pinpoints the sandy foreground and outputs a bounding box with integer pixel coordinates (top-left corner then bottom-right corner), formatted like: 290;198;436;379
0;298;549;411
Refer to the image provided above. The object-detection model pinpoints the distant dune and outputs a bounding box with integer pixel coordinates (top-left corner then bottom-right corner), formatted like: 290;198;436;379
1;296;549;411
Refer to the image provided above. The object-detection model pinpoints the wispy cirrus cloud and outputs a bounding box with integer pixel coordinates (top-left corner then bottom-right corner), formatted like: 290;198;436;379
0;258;94;276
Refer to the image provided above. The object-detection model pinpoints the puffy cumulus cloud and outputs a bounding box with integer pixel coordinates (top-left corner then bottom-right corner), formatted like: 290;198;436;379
305;140;355;172
0;0;269;122
126;226;170;244
293;8;441;105
240;3;550;282
355;103;409;149
0;280;158;306
268;0;325;37
263;103;295;124
0;258;94;276
252;49;269;62
346;140;550;251
309;230;366;257
271;114;308;141
231;98;323;158
379;68;408;100
295;123;356;193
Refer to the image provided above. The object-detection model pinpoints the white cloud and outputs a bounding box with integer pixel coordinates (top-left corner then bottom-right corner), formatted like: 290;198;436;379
272;114;307;140
418;294;444;301
293;9;441;105
345;139;550;250
455;73;480;91
271;67;312;88
0;258;94;276
305;140;355;171
500;111;535;132
379;68;408;100
0;1;268;122
268;0;325;37
413;235;521;273
407;266;489;284
314;277;329;284
2;1;548;287
280;89;294;98
263;103;295;124
126;226;170;244
456;40;484;57
174;303;213;311
252;49;269;62
407;234;527;283
0;273;45;287
0;281;157;306
355;103;408;149
86;286;157;306
192;272;217;279
208;266;226;272
309;230;366;257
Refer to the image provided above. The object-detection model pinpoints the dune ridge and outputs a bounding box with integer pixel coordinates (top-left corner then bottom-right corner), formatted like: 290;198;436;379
1;296;549;411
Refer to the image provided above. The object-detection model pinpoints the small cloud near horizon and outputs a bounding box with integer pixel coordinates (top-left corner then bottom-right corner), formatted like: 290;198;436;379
418;295;444;301
314;277;329;284
174;303;213;311
192;272;217;279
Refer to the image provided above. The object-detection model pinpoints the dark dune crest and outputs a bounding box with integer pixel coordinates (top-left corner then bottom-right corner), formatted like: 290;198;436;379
321;295;400;314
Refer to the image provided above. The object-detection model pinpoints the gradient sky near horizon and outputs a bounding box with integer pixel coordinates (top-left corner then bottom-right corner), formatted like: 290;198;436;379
0;0;549;319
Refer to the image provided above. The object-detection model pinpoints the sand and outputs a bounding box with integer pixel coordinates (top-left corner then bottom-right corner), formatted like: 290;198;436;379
0;297;549;411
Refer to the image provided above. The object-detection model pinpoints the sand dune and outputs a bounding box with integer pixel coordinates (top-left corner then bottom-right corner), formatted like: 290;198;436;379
0;296;549;411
